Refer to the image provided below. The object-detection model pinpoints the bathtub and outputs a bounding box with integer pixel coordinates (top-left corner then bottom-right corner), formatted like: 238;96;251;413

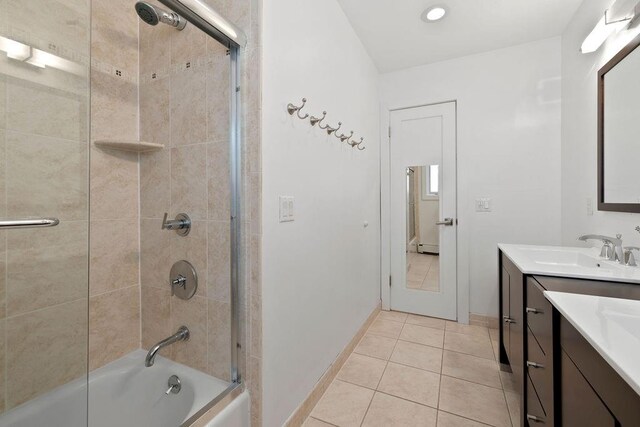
0;349;249;427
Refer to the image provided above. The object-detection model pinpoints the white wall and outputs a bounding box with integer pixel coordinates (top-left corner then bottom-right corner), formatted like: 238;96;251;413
260;0;381;425
561;0;640;247
380;38;563;317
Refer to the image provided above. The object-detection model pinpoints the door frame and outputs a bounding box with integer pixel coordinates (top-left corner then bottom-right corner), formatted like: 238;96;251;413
380;100;470;323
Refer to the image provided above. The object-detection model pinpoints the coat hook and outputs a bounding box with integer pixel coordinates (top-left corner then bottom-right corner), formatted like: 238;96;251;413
327;122;342;135
310;111;327;127
339;131;354;143
356;138;365;150
351;137;363;148
287;98;308;119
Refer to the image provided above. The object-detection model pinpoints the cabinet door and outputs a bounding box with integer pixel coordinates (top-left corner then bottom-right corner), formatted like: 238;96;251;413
501;266;510;361
509;270;524;388
561;351;615;427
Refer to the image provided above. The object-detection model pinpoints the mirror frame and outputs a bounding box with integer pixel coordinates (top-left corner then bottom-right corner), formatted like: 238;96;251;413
598;32;640;213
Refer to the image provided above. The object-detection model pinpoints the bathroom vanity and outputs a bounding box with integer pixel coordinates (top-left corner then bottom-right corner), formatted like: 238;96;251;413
498;244;640;426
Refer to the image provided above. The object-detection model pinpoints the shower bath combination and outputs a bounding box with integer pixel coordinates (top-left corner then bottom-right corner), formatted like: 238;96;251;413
135;1;187;30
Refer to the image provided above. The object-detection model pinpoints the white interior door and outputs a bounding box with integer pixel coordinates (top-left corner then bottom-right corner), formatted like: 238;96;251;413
390;102;457;319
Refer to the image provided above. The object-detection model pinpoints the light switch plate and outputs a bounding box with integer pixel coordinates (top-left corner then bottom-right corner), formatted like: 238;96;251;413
587;198;594;216
475;198;492;212
279;196;295;222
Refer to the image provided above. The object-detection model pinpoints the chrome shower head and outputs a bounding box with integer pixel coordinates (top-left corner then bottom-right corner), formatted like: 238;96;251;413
135;1;187;30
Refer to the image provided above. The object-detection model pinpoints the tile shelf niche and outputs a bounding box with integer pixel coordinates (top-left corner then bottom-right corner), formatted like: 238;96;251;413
94;140;164;153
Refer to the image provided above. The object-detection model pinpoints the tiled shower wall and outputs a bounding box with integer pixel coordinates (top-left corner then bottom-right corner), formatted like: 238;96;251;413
88;0;141;371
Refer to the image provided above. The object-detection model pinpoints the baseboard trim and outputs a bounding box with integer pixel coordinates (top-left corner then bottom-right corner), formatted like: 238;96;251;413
284;303;382;426
469;313;499;329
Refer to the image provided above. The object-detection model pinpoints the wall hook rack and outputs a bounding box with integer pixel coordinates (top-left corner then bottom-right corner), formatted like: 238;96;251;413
286;98;366;151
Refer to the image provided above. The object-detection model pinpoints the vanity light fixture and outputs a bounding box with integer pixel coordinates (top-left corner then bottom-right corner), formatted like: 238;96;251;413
421;5;447;23
581;9;632;54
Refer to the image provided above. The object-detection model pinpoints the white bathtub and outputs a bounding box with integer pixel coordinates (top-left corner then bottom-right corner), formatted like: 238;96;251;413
0;349;249;427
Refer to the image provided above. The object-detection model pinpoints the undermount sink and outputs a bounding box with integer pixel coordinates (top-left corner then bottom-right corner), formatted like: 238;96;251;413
515;247;622;271
498;243;640;284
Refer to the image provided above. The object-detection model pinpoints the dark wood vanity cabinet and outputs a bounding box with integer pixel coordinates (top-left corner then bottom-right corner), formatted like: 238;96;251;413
498;249;640;427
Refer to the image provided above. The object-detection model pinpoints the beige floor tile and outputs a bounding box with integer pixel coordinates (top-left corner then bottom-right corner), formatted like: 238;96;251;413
368;318;404;339
499;371;518;393
491;337;500;361
355;334;397;360
445;322;490;337
302;417;335;427
436;411;490;426
362;392;437;427
390;340;442;373
442;351;501;389
400;323;445;348
489;328;499;342
311;380;374;427
439;376;511;427
377;362;440;408
378;310;408;323
444;331;494;360
406;314;446;330
505;391;520;426
337;353;387;389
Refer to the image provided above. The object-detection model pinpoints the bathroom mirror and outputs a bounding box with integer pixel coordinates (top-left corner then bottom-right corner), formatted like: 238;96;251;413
598;33;640;212
405;165;440;292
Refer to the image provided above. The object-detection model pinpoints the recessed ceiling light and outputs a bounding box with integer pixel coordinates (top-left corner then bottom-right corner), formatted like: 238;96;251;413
421;6;447;23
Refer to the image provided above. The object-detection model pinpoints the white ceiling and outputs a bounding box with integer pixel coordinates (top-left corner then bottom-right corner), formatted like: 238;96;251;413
337;0;584;72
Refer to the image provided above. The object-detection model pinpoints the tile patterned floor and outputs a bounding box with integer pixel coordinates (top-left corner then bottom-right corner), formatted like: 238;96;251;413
303;311;520;427
407;253;440;292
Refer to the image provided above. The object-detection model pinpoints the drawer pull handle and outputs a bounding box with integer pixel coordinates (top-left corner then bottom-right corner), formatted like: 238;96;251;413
526;307;542;314
503;317;515;324
527;414;545;423
527;361;545;369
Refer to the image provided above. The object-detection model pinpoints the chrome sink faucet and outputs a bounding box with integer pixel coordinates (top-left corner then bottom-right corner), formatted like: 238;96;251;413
577;234;624;263
145;326;190;367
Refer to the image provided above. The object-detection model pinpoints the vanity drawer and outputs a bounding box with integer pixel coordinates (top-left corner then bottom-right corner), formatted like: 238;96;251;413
526;278;552;354
527;328;552;420
526;374;547;425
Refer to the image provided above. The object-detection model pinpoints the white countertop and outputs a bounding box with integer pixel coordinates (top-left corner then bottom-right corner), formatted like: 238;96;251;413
544;291;640;396
498;243;640;284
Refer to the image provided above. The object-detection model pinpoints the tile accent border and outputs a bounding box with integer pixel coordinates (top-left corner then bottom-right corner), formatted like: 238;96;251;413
469;313;499;329
284;303;382;426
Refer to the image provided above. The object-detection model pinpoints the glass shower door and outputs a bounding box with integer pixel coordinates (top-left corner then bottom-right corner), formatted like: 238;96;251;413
0;0;90;425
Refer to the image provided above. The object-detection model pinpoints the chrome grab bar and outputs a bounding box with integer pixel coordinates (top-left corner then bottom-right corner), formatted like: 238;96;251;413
0;218;59;229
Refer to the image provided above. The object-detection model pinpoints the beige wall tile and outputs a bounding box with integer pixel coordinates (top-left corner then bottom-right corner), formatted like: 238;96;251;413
171;69;207;146
171;144;207;219
362;392;437;427
207;141;230;221
91;0;138;73
206;55;230;143
90;146;138;220
439;376;511;427
6;299;87;409
89;286;140;370
6;132;88;221
250;233;261;297
90;219;139;296
6;221;88;316
91;70;137;142
140;218;171;288
377;362;440;408
171;296;207;372
171;22;207;66
140;148;171;219
141;286;171;349
249;290;261;357
140;79;171;146
171;220;207;297
207;221;230;302
0;320;4;413
248;355;262;426
139;3;172;78
208;298;231;381
0;232;5;319
6;81;87;142
249;172;261;235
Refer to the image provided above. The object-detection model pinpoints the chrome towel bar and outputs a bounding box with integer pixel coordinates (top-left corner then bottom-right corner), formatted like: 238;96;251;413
0;218;60;229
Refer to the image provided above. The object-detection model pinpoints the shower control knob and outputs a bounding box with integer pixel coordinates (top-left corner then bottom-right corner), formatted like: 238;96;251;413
170;260;198;300
162;212;191;236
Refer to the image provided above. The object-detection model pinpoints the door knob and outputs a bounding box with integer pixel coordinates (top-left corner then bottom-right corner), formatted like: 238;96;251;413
436;218;454;226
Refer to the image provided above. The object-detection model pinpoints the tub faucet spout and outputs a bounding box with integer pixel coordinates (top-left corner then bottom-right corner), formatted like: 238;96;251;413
145;326;190;367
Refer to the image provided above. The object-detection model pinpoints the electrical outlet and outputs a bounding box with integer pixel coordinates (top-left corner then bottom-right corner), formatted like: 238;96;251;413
475;198;492;212
279;196;295;222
